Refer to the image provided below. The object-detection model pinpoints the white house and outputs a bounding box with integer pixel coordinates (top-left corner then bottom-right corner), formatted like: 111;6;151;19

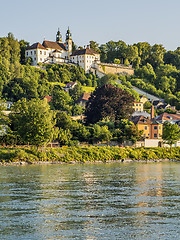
70;45;100;72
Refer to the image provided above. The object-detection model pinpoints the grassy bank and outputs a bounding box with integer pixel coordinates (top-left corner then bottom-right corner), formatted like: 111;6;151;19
0;146;180;164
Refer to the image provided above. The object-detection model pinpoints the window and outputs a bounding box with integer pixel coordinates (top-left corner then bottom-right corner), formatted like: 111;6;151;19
34;51;36;54
154;133;157;138
26;52;28;56
154;126;157;130
40;58;42;61
34;57;36;60
159;126;161;130
44;51;46;55
40;51;42;54
136;104;138;106
31;51;32;55
144;126;147;130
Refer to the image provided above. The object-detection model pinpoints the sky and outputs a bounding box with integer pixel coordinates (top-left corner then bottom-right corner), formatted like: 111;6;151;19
1;0;180;50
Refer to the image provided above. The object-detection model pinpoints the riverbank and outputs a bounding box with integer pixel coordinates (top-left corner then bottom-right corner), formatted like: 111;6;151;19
0;146;179;165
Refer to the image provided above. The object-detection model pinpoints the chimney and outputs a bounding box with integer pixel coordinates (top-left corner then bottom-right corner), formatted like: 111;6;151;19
151;105;154;120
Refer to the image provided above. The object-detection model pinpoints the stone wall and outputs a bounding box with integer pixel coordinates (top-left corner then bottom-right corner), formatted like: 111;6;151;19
91;62;134;77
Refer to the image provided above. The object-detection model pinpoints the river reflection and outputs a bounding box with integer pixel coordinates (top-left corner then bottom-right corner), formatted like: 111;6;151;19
0;163;180;240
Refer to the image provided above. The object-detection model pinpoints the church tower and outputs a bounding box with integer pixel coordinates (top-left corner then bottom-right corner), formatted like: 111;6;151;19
56;28;62;43
65;27;72;59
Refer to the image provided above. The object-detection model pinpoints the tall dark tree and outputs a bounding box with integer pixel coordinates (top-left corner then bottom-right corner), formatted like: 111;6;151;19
85;84;134;124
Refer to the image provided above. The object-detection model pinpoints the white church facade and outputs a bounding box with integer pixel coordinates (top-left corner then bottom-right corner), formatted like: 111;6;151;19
25;28;100;73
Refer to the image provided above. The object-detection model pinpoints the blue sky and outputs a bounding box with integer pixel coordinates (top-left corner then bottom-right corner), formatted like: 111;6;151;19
1;0;180;50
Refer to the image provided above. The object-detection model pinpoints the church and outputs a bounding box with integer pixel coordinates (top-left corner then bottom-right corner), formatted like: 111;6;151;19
25;28;100;73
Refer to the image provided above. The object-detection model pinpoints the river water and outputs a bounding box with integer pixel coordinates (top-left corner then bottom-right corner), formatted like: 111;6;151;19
0;162;180;240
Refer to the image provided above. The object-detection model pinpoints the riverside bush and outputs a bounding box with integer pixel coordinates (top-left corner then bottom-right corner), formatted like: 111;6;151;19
0;146;179;163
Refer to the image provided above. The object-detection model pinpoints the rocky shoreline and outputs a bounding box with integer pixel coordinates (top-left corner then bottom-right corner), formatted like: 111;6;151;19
0;158;179;166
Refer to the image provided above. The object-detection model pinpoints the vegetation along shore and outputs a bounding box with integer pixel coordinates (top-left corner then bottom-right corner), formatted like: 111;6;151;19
0;146;179;165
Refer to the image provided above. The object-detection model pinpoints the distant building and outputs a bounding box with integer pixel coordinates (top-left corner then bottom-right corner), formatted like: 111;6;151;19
156;112;180;124
131;105;163;139
25;28;72;66
133;101;143;112
64;82;77;92
70;46;100;72
131;115;163;139
77;92;91;107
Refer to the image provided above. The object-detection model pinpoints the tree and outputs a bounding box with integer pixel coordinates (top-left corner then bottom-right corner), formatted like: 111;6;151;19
89;41;100;53
114;119;142;143
52;88;72;113
163;122;180;148
85;84;134;124
9;99;55;148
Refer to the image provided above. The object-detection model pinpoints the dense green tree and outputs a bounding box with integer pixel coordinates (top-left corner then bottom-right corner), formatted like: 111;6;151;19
19;40;30;64
9;99;55;147
163;122;180;148
85;84;134;124
52;88;72;113
114;119;142;143
89;41;100;53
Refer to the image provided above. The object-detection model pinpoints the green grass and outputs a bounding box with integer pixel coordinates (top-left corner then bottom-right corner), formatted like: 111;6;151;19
82;86;95;93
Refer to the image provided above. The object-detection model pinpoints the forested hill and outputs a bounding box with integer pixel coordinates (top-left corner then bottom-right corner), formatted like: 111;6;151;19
0;33;179;109
90;40;180;109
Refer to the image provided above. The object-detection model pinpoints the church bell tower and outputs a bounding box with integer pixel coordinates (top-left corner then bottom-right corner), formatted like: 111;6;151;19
56;28;62;43
65;27;72;59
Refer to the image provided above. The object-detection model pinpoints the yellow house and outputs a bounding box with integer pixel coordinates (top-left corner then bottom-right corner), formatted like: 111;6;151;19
131;115;163;139
133;101;143;112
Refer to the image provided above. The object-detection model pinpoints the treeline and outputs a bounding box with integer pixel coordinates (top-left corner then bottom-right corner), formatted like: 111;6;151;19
90;40;180;109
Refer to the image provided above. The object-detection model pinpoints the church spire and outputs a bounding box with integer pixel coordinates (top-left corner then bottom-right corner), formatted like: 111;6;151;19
66;27;72;40
56;28;62;43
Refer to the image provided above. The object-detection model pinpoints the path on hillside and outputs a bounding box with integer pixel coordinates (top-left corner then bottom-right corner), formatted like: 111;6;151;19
116;80;164;102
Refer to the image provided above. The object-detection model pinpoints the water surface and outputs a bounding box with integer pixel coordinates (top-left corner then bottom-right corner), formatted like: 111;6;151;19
0;162;180;240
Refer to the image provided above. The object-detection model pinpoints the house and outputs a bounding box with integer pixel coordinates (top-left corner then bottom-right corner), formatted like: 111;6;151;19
156;112;180;124
70;45;100;72
152;100;164;109
77;92;91;107
139;95;148;104
133;101;143;112
25;28;72;66
131;106;163;139
131;115;163;139
64;82;77;91
43;96;52;103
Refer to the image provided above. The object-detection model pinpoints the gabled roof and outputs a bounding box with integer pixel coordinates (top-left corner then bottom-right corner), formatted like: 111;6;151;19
65;82;77;88
42;41;66;51
156;112;180;121
131;115;152;125
26;42;46;50
44;96;52;102
78;92;91;101
71;48;100;56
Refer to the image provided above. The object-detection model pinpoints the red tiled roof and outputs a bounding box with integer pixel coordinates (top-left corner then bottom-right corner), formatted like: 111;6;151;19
156;112;180;121
81;92;91;101
42;41;66;51
71;48;99;56
26;42;46;50
44;96;52;102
